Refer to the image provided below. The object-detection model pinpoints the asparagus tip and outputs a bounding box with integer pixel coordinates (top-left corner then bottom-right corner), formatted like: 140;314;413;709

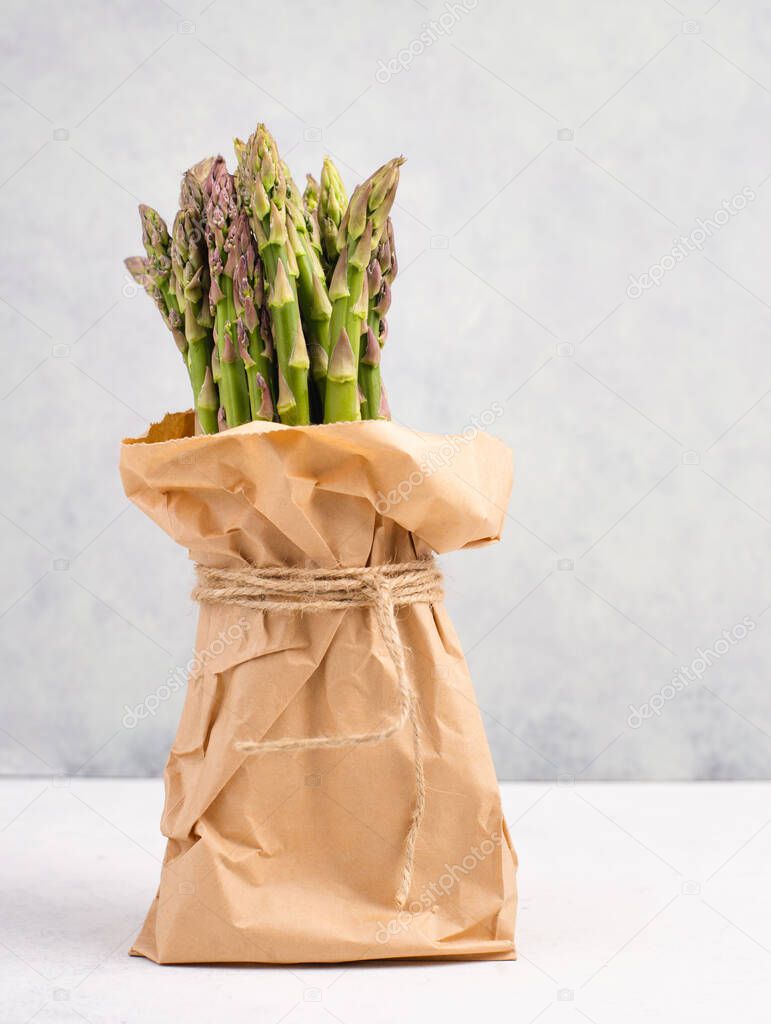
289;320;310;371
198;366;218;410
378;384;391;420
255;372;275;421
276;367;297;416
269;258;294;308
327;328;356;382
362;325;380;367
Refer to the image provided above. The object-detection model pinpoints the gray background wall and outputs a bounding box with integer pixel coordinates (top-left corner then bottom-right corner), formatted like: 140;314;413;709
2;0;770;780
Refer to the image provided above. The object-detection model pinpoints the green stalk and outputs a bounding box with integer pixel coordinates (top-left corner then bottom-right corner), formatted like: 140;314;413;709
188;338;218;433
325;327;359;421
220;276;251;426
237;320;275;420
197;366;219;430
265;253;309;423
359;319;381;421
213;300;232;421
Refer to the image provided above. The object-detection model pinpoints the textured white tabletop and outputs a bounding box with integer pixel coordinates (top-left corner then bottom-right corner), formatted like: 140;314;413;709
2;779;768;1023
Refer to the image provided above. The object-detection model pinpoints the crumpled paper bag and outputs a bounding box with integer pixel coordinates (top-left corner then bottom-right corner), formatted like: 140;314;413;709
119;411;517;964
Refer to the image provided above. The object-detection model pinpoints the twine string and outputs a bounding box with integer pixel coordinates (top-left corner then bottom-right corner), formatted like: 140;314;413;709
191;558;443;908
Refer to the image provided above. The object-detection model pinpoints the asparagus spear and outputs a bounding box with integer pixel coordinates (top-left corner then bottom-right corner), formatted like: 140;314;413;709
302;173;323;257
234;124;310;425
232;212;276;421
124;252;186;366
126;207;209;425
203;157;251;429
323;156;404;423
171;158;219;434
133;207;187;357
197;365;219;428
283;165;333;403
303;173;319;213
318;158;347;280
253;371;275;421
360;216;397;420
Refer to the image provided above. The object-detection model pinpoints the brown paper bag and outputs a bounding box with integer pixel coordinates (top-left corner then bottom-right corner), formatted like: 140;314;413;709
119;411;517;964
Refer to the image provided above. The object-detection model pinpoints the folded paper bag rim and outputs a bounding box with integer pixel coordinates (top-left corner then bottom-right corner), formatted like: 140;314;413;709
120;410;514;561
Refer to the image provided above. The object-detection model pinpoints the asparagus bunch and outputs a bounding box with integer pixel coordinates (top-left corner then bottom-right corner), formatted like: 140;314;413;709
126;121;406;431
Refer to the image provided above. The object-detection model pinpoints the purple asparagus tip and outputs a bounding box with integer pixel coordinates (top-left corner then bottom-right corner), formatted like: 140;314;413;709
375;280;391;316
378;384;391;420
255;372;275;421
362;325;380;367
236;320;255;367
222;330;237;364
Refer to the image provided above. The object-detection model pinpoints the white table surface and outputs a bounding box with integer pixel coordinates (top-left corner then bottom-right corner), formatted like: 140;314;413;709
2;779;769;1023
